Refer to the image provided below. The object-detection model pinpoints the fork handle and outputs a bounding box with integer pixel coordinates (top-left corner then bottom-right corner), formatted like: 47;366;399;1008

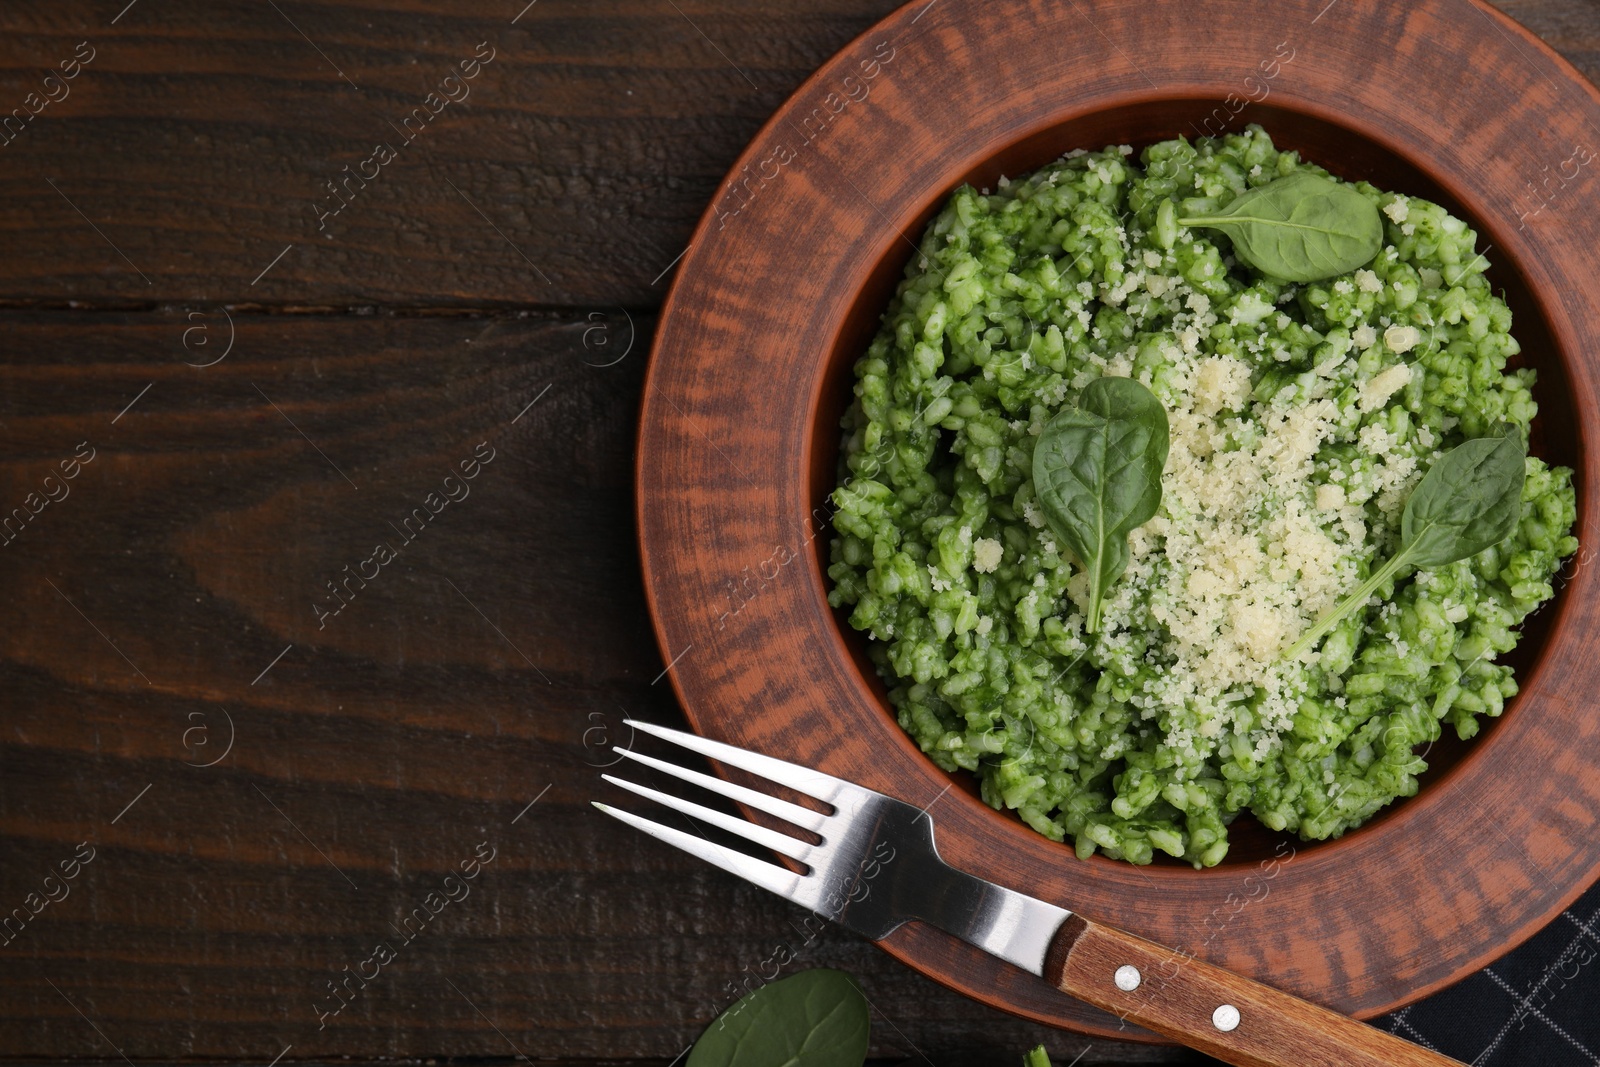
1043;915;1463;1066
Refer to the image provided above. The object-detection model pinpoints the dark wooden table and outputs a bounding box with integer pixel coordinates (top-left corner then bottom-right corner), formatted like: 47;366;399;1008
1;3;1596;1065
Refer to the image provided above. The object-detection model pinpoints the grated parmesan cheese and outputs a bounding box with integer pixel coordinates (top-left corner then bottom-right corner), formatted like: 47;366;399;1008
1360;362;1413;412
1078;306;1368;743
972;538;1002;573
1193;356;1253;418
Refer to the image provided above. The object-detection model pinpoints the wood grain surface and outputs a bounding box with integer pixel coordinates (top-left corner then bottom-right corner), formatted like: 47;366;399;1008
0;310;1196;1064
0;1;1595;1065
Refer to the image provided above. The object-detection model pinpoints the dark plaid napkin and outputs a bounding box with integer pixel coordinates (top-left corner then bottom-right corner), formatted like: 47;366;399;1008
1374;878;1600;1065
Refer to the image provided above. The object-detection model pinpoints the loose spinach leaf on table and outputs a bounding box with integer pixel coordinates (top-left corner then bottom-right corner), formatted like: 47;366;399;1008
1177;171;1384;283
1032;376;1170;634
1284;427;1526;659
686;968;869;1067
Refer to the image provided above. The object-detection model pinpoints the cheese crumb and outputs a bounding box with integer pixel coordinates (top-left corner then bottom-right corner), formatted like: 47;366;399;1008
1316;484;1347;510
1355;269;1382;293
1361;362;1413;412
1193;356;1253;418
972;537;1003;573
1384;198;1410;224
1352;324;1378;350
1384;325;1422;353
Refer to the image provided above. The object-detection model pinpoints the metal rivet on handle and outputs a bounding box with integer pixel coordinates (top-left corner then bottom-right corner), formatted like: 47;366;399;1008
1113;965;1141;991
1213;1004;1241;1032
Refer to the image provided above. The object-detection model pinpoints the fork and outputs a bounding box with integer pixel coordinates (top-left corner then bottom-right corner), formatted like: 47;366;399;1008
594;720;1463;1067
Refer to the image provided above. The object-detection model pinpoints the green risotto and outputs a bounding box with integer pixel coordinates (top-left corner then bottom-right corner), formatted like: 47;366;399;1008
826;126;1578;867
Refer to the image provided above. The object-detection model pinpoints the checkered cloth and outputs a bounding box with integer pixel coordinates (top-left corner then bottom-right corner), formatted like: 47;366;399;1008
1376;879;1600;1065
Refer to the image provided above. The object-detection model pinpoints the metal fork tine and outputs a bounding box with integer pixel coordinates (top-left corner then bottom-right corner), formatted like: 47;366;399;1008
615;747;829;833
601;774;815;862
599;725;1077;978
592;802;818;909
624;720;849;805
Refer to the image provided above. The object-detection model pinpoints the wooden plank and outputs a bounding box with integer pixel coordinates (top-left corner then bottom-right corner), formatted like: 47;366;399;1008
1498;0;1600;69
0;311;1204;1062
0;1;1583;311
0;1063;1200;1067
0;0;901;309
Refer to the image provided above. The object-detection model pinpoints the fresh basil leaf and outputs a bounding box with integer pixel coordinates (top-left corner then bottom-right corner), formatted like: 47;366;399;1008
1177;171;1384;283
1401;426;1525;567
1032;376;1169;633
686;968;869;1067
1285;428;1526;659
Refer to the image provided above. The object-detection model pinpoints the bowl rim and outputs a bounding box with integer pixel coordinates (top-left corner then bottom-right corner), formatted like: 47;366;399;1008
636;0;1600;1040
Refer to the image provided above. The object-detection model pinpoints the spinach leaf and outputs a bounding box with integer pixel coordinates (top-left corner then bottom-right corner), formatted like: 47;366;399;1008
686;968;869;1067
1401;431;1527;567
1032;376;1170;634
1285;428;1525;659
1177;171;1384;283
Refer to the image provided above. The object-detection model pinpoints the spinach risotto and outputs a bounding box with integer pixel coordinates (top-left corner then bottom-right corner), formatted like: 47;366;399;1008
826;126;1578;868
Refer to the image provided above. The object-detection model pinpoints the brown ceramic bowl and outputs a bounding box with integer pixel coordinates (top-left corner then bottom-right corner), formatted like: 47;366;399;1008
635;0;1600;1040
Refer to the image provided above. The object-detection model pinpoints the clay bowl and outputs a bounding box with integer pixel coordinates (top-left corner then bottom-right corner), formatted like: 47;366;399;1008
635;0;1600;1040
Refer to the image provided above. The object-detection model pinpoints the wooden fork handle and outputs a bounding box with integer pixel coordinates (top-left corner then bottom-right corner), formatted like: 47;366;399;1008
1043;915;1464;1067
